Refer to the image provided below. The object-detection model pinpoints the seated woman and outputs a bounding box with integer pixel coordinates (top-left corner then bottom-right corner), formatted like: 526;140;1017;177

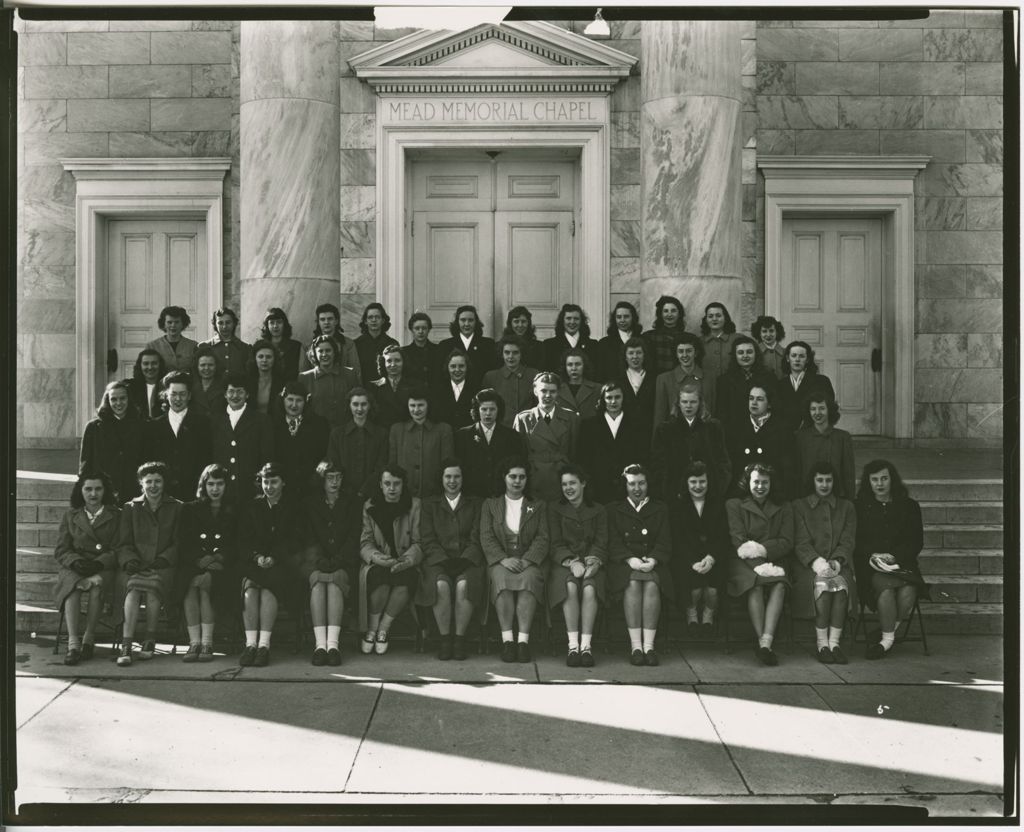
359;465;423;655
301;461;362;666
793;462;857;664
670;461;729;636
479;456;549;663
174;463;237;662
238;462;304;667
79;379;144;502
607;464;672;666
388;386;454;499
853;459;929;660
794;394;856;500
548;465;607;668
726;463;794;666
53;469;121;665
115;461;182;666
419;459;485;661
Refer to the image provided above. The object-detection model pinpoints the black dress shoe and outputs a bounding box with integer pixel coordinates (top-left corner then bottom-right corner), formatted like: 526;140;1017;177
452;636;468;661
763;647;779;666
312;648;328;666
830;644;848;665
687;620;700;636
80;643;95;660
580;649;595;668
516;641;531;663
64;648;81;666
865;642;887;660
630;648;645;666
327;648;342;666
817;646;834;664
239;645;257;666
566;648;581;668
501;641;516;663
438;638;454;661
253;646;270;667
701;621;714;637
644;649;660;667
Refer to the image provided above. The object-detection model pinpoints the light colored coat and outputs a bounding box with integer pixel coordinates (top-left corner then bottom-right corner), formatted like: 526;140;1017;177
53;506;121;609
512;405;579;502
791;494;858;618
725;497;794;597
388;419;454;498
556;379;602;421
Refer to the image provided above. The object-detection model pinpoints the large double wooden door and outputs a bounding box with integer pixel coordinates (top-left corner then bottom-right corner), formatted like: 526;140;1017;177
409;154;577;339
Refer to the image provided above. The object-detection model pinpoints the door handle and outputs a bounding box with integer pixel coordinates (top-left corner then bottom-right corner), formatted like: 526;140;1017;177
107;348;119;374
871;347;881;373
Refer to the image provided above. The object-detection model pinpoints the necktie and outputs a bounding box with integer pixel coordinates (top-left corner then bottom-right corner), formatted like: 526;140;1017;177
543;414;551;424
288;417;299;436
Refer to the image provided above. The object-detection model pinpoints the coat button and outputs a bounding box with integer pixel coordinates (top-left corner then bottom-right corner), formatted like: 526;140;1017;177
231;440;237;447
230;457;236;463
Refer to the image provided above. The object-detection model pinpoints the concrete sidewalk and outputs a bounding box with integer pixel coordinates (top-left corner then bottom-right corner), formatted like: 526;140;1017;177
12;635;1006;818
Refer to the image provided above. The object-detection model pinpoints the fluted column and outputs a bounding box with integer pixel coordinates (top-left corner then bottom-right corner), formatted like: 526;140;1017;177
240;21;339;337
640;21;743;330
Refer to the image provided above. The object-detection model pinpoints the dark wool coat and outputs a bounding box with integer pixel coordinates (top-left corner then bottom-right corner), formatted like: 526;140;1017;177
542;334;600;377
237;496;304;611
725;414;794;498
80;413;145;501
326;420;388;500
556;379;602;421
354;332;400;385
773;372;836;435
211;406;273;500
616;370;657;438
454;422;526;498
430;377;479;432
579;411;649;504
369;376;419;429
597;332;634;381
512;405;580;502
725;497;794;597
794;425;856;501
436;334;498;389
116;496;183;602
299;365;359;428
668;494;730;595
650;416;732;501
791;494;858;619
145;409;212;501
418;493;484;606
547;500;608;608
197;336;252;379
714;366;776;440
388;419;455;498
274;338;304;382
653;366;708;431
853;496;929;611
189;378;227;419
298;492;362;580
401;341;443;390
53;506;121;610
172;499;239;611
482;366;540;427
605;498;674;600
271;411;331;498
126;377;163;421
641;328;684;376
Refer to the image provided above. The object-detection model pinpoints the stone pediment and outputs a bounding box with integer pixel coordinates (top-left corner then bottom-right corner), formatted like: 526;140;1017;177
349;21;637;93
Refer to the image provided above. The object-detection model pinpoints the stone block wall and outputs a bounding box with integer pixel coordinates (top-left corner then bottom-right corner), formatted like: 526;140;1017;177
16;16;237;448
754;10;1004;443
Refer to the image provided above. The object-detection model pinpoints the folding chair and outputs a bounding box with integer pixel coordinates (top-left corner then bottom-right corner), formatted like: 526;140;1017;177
853;597;930;655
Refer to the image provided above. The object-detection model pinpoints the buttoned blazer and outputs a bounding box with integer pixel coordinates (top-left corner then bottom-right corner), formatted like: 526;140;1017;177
700;332;739;393
299;365;359;428
725;496;793;596
80;413;145;502
454;423;526;498
725;415;793;497
360;497;424;566
542;335;599;376
579;411;648;504
616;371;657;437
430;377;479;432
478;496;549;566
653;366;708;431
145;335;198;373
714;366;776;440
650;415;732;501
300;493;362;577
53;506;121;607
436;335;498;388
271;411;330;498
419;494;483;566
556;379;602;421
773;372;836;435
177;499;237;577
794;425;856;500
548;500;608;565
210;407;273;497
482;366;539;427
606;499;672;564
388;419;454;498
197;336;252;378
512;405;580;502
326;420;388;499
145;409;212;501
792;494;857;618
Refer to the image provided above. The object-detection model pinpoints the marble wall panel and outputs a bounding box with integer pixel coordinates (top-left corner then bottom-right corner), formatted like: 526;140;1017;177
913;403;967;438
881;10;965;27
22;195;74;233
758;96;837;129
18;100;66;132
17;369;75;401
109;64;191;97
18;298;75;332
757;62;795;95
793;130;879;155
20;164;75;205
20;230;74;268
20;19;109;33
921;163;1002;197
67;32;149;65
924;29;1002;62
795;62;879;96
839;96;924;129
151;98;231;131
914;333;967;367
642;21;742;100
611;112;640;148
742;184;756;221
339;221;374;259
878;62;966;94
337;21;374;41
967;404;1002;440
964;11;1004;27
610;148;641;185
338;77;376;114
879;129;965;162
920;230;1001;264
756;129;795;154
66;98;149;132
194;21;235;31
965;130;1002;164
373;25;420;42
794;19;878;28
192;64;232;97
741;38;756;75
109;20;191;31
916;197;966;230
17;334;77;369
741;254;760;295
916;265;965;298
916;368;1002;402
838;28;923;61
108;131;194;157
965;265;1002;298
917;298;1001;332
924;95;1002;129
966;63;1003;95
741;77;756;113
339;257;375;294
339;185;375;222
610;257;640;293
240;22;337;104
339;292;374;336
191;131;231;156
339;113;375;149
967;333;1002;368
19;33;67;66
758;28;838;61
339;148;375;186
151;31;232;64
24;65;107;99
20;266;75;300
965;197;1002;230
742;111;757;148
21;403;77;440
610;185;640;221
611;21;642;39
609;78;640;116
610;221;640;257
338;41;366;76
742;146;757;180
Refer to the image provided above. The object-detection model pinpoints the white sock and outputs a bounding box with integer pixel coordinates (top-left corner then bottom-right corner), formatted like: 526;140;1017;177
642;628;657;651
686;607;699;624
759;633;774;649
201;623;214;646
187;624;201;645
258;630;272;649
313;625;328;650
517;632;530;644
580;634;592;651
567;631;580;650
327;625;341;650
245;629;258;648
815;627;829;649
880;631;895;650
701;607;715;625
628;628;642;651
501;629;514;643
68;635;82;650
828;626;843;650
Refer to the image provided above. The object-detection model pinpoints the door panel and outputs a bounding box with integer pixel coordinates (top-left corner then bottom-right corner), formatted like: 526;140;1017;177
495;161;575;212
411;161;492;212
781;218;882;435
107;219;206;381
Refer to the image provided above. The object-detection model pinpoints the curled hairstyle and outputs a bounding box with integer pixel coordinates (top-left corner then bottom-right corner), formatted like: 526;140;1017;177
194;343;217;369
224;370;249;391
607;300;642;338
676;331;706;367
313;303;343;339
445;347;471;375
405;384;432;413
132;348;166;384
700;302;736;336
782;340;819;375
70;469;117;509
804;394;841;426
157;305;191;331
309;335;338;365
261;307;293;341
470;387;505;423
621;463;649;481
196;463;231;502
557;463;592;506
653;296;685;331
503;306;537;342
346;386;376;419
856;458;909;503
407;311;433;331
438;456;463;489
316;459;345;479
560;347;592;379
448;304;484;338
746;381;773;409
595;380;624;414
496;455;530;498
497;335;525;361
211;307;238;329
162;370;191;390
279;379;309;403
554;303;591;339
96;380;132;420
677;459;710;498
727;335;762;373
137;460;168;482
376;343;403;378
751;315;786;343
257;461;286;481
738;462;777;501
372;464;413;514
360;302;392;335
805;460;838;496
623;336;646;356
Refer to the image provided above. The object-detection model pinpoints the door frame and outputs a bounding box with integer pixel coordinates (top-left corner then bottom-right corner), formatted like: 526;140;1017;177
758;155;929;442
62;158;230;435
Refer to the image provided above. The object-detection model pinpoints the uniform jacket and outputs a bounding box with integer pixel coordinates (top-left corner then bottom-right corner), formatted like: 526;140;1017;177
725;497;794;596
145;409;212;501
145;335;198;373
478;496;549;566
650;415;732;501
299;492;362;578
548;500;608;565
53;506;121;607
437;334;498;389
454;422;526;498
360;497;424;566
512;405;580;502
326;420;388;499
482;366;539;427
388;419;454;498
773;372;836;435
197;336;252;378
271;410;331;498
211;406;273;499
792;494;857;618
578;411;649;504
299;365;359;428
419;493;484;566
80;413;145;501
794;425;856;500
653;365;708;430
556;379;602;421
853;496;929;609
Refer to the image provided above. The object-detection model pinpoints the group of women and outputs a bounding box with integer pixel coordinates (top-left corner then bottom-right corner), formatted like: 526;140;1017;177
59;297;928;668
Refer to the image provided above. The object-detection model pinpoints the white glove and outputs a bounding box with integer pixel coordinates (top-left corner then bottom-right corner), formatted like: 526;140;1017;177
829;559;842;575
692;554;715;574
626;556;645;571
737;540;767;560
753;562;786;578
811;557;834;578
870;553;899;573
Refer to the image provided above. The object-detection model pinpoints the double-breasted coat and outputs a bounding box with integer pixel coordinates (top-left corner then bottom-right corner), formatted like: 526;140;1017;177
726;414;794;498
650;415;732;501
116;496;182;602
725;497;794;597
714;366;776;441
773;372;836;435
668;494;730;596
211;406;273;501
478;496;549;602
512;405;580;502
326;420;388;500
578;411;649;504
237;495;304;611
388;419;454;499
853;495;929;611
454;422;526;498
299;493;362;593
791;494;858;619
53;506;121;611
172;500;238;612
271;410;330;498
418;493;485;607
547;500;608;608
299;365;359;428
358;497;423;628
145;409;212;501
79;412;145;501
794;424;856;500
605;498;674;601
556;379;602;421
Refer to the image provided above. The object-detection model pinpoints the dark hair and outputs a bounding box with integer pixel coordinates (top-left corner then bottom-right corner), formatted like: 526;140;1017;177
161;370;191;390
279;379;308;401
316;460;344;479
700;302;736;336
405;384;431;411
211;307;238;329
496;455;530;494
257;461;286;481
676;331;705;368
360;302;392;335
503;306;537;343
746;380;773;409
248;339;279;384
96;380;133;421
438;456;463;487
783;340;819;376
653;296;685;331
222;370;247;391
197;463;231;502
805;461;839;496
557;463;593;506
471;387;505;423
261;307;293;341
407;311;432;331
444;347;471;375
804;394;841;426
738;462;778;501
132;348;166;384
137;460;168;481
621;463;649;480
623;336;646;356
677;460;710;499
554;303;591;339
606;301;642;338
313;303;342;340
856;458;909;503
346;386;377;419
372;464;413;513
194;343;217;367
726;335;762;374
497;336;525;359
595;380;625;414
157;305;191;331
448;305;483;338
309;335;338;365
376;343;403;378
751;315;786;343
560;347;592;379
70;469;117;509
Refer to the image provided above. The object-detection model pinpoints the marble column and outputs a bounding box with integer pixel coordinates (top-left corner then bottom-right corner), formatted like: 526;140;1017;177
640;21;743;330
240;21;340;339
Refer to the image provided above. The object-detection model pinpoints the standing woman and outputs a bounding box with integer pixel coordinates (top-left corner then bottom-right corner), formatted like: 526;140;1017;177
774;340;836;435
419;459;485;661
388;387;454;499
853;459;929;660
190;346;227;417
714;336;774;439
501;306;545;371
80;380;145;502
53;470;121;665
751;315;787;380
642;295;686;375
146;371;211;503
795;395;856;500
598;300;643;383
261;307;303;382
431;349;478;431
482;337;539;427
326;387;388;500
175;464;237;663
146;305;198;373
556;349;602;421
725;384;793;498
670;461;729;635
512;372;580;503
211;373;273;502
606;464;673;666
401;312;440;389
699;302;739;399
247;340;285;418
726;462;794;666
653;332;707;429
454;388;526;499
115;461;182;666
548;465;607;667
299;303;361;380
542;304;599;376
617;337;656;432
579;381;648;504
299;336;359;428
371;344;417;429
479;457;549;663
127;348;167;421
650;384;731;501
355;302;400;385
272;381;331;499
436;305;498;390
793;462;857;664
301;461;362;666
359;465;423;655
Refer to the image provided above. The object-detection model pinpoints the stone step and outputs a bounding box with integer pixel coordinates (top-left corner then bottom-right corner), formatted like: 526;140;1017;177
925;574;1003;604
15;523;61;548
16;548;59;574
905;479;1003;502
15;473;76;501
916;602;1004;635
920;549;1003;575
923;524;1004;549
919;501;1004;525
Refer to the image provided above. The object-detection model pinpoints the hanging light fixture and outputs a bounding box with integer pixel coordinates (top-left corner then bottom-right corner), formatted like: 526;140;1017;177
583;8;610;37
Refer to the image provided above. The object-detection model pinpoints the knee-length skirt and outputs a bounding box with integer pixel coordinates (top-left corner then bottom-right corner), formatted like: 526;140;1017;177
488;561;545;604
240;562;303;612
54;566;116;612
418;558;484;608
308;567;352;597
546;563;607;609
607;561;674;603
